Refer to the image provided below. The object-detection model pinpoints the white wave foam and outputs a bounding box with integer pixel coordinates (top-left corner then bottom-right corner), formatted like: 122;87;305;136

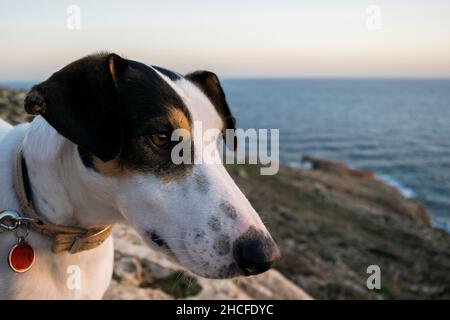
376;174;416;199
432;217;450;233
287;160;312;169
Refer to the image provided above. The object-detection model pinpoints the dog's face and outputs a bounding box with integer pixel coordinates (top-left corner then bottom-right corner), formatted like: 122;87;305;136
25;53;280;278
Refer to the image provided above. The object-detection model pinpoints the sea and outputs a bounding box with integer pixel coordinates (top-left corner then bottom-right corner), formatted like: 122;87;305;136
2;79;450;232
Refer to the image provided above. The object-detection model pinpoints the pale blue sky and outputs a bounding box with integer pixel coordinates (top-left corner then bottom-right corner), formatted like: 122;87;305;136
1;0;450;80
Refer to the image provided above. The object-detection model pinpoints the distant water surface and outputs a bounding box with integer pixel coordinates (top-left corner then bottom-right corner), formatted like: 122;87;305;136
2;79;450;231
0;82;36;90
222;79;450;231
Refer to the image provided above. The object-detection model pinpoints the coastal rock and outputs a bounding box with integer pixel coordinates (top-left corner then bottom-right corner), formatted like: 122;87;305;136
0;88;32;124
104;281;173;300
303;155;375;179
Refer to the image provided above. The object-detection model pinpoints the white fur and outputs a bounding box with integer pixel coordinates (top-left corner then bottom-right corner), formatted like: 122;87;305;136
0;120;114;299
0;76;270;299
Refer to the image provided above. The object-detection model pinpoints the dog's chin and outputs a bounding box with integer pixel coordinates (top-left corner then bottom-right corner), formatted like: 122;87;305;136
140;233;243;279
174;255;243;279
146;244;240;278
191;268;242;279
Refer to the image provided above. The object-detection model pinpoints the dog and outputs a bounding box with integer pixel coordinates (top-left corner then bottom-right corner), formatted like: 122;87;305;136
0;53;280;299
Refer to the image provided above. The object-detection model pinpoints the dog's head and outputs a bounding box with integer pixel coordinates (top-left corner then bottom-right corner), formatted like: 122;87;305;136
25;53;280;278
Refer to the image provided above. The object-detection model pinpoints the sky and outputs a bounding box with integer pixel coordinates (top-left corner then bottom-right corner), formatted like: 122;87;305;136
1;0;450;81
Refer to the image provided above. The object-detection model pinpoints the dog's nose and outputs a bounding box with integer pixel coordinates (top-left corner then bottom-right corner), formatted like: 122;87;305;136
233;227;281;276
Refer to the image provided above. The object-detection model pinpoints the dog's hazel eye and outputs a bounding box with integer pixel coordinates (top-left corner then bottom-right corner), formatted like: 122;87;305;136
147;133;171;149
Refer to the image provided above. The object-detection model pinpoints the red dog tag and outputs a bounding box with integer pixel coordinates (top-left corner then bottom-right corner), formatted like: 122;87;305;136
8;242;35;273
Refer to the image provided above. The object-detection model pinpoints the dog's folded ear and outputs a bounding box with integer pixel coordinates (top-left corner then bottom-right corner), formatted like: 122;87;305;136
185;71;237;150
24;53;128;162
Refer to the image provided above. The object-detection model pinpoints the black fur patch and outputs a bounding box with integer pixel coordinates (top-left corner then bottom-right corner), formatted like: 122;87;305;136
77;146;96;170
114;59;193;176
28;53;193;177
27;54;123;162
185;70;236;150
152;66;182;81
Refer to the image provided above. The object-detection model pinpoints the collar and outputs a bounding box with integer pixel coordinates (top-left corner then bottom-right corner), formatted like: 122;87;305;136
13;142;112;254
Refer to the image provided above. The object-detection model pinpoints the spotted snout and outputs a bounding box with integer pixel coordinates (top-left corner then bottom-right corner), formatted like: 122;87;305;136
233;227;281;275
137;167;281;279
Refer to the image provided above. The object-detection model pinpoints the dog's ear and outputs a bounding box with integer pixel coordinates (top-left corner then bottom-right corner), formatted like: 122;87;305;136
185;71;237;150
24;53;128;162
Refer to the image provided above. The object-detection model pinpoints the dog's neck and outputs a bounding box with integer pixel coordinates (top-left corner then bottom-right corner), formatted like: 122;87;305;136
21;117;124;228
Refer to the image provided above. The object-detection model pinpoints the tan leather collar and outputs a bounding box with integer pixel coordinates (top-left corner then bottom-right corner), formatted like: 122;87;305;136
13;142;112;254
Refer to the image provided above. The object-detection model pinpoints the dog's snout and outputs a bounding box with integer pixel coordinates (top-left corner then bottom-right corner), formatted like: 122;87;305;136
233;227;280;276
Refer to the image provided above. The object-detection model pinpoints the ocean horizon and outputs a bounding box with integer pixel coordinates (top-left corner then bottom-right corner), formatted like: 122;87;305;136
1;78;449;232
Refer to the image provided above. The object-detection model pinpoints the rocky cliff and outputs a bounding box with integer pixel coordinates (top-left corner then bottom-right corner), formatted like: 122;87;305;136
1;87;449;299
225;160;450;299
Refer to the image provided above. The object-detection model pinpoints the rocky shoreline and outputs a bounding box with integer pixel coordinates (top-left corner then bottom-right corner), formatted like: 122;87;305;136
1;87;449;299
226;161;450;299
